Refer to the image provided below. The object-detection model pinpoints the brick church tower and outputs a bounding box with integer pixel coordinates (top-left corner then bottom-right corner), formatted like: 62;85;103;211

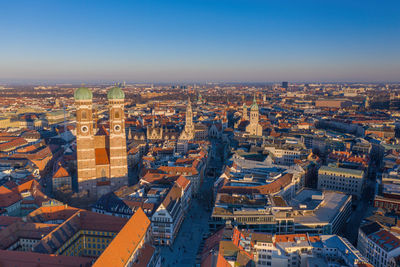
107;87;128;187
74;86;128;196
74;87;97;191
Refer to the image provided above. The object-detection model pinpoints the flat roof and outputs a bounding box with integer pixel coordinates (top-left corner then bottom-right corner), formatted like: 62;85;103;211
287;189;323;210
319;235;367;264
383;182;400;195
319;166;364;177
292;190;351;224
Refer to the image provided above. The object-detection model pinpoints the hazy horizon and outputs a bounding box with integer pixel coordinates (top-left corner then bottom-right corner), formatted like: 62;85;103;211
1;78;400;86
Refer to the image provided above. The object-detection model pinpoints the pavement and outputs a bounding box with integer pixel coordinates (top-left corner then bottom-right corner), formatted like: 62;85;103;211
159;139;228;266
160;195;212;266
344;175;377;245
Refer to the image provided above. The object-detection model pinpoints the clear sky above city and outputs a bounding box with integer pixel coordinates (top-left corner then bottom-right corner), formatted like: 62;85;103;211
0;0;399;83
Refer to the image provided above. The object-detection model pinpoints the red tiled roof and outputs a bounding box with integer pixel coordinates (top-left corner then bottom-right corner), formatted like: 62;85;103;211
175;157;195;165
0;186;22;208
0;250;92;267
158;166;198;176
96;125;109;136
30;157;51;172
35;210;128;254
128;147;139;154
0;216;22;228
328;151;369;167
220;173;293;195
95;148;109;165
26;205;80;223
175;175;191;191
12;179;40;194
369;229;400;252
161;184;182;211
308;236;321;243
0;221;58;249
15;144;37;153
11;145;52;160
2;181;18;190
0;138;28;152
131;243;156;267
93;208;151;267
53;165;70;178
122;199;155;213
141;172;168;184
275;234;308;243
201;228;225;259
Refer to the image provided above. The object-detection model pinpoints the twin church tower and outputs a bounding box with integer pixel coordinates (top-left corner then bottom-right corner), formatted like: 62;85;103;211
74;86;128;196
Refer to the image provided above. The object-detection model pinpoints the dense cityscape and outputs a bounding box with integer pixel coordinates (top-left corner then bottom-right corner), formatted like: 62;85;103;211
0;82;399;266
1;0;400;266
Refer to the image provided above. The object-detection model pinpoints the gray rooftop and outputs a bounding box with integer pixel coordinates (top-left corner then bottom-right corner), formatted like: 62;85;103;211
319;166;364;177
290;190;351;224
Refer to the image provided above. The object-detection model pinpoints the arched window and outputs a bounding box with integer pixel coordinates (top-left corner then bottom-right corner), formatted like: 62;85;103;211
81;110;87;119
115;111;120;119
101;169;106;178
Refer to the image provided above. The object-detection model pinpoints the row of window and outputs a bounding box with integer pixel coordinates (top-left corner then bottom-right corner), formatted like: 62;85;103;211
257;260;272;266
87;243;107;249
235;216;275;223
321;172;362;179
320;184;359;193
259;254;272;259
375;201;400;210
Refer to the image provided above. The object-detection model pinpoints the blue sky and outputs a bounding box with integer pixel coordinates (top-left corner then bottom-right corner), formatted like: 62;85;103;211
0;0;399;83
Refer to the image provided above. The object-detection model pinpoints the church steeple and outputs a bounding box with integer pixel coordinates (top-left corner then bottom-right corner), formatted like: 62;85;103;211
128;127;132;140
365;96;370;109
242;102;248;121
250;94;259;111
185;97;193;129
250;95;259;123
179;96;195;141
246;94;262;136
152;109;155;127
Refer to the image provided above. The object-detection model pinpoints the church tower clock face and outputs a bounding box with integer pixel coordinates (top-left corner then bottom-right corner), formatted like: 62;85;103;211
81;125;89;134
114;124;121;132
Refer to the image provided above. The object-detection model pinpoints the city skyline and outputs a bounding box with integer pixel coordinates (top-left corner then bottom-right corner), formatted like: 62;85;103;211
2;1;400;265
1;0;399;83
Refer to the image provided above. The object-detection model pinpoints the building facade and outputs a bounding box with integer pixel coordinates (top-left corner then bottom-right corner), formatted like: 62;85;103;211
179;97;195;140
318;166;364;197
246;96;262;136
358;222;400;267
74;87;128;196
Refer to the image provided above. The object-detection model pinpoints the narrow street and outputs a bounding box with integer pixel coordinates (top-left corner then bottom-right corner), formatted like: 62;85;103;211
160;182;213;266
159;138;228;266
344;175;376;245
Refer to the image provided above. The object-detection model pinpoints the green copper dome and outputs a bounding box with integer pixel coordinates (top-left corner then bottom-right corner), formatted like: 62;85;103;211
107;87;125;100
250;95;258;110
74;87;93;100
